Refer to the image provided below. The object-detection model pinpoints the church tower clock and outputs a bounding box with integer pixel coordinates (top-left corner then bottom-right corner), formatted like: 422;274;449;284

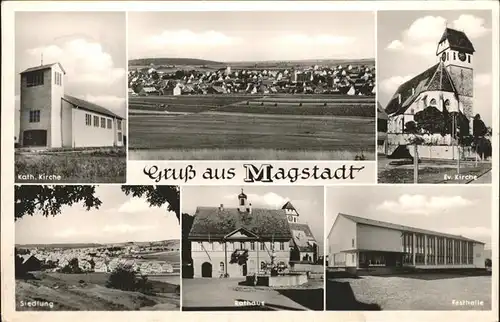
435;27;475;121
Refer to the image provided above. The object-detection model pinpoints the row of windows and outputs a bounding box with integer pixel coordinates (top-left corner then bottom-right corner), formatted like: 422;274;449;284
403;234;474;265
26;72;44;87
193;241;286;252
85;113;114;129
54;71;63;86
442;51;471;63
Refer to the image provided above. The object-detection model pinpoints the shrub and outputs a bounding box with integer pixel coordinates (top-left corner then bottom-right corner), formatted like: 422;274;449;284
106;265;154;294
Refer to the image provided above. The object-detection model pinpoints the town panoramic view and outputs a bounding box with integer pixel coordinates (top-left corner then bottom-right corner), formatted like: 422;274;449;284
127;11;377;160
15;185;180;311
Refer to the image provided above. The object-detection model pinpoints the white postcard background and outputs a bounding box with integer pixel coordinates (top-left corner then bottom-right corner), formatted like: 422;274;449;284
1;1;499;322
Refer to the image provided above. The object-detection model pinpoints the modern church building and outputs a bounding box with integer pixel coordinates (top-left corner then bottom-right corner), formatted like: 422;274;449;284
327;213;486;272
188;190;319;278
384;27;476;160
19;62;125;148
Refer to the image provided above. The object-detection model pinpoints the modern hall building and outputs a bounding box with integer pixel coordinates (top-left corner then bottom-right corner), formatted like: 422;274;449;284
19;62;125;148
327;213;486;271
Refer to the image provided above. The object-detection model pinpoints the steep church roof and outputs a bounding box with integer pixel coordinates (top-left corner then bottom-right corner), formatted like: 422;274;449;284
439;28;475;54
188;207;292;240
385;62;458;116
377;102;388;120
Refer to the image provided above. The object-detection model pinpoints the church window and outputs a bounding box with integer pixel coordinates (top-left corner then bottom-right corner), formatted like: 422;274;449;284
26;71;44;87
85;114;91;126
29;110;40;123
468;55;471;63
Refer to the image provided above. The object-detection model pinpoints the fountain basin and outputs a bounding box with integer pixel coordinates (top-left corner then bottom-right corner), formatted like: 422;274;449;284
246;273;308;287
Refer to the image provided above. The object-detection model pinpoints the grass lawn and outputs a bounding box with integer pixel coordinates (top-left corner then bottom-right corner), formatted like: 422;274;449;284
129;113;375;160
15;147;126;183
327;274;492;310
378;156;492;184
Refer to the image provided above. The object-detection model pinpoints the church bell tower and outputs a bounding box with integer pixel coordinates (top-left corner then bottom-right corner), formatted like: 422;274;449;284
435;27;474;122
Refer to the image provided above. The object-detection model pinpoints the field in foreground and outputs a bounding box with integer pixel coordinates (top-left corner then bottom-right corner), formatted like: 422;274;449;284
16;272;180;311
378;156;492;184
326;274;491;310
15;147;126;183
129;113;375;160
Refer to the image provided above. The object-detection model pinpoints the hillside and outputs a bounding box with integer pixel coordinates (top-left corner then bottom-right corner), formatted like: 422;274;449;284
16;272;180;311
129;57;375;68
16;239;180;249
129;58;223;67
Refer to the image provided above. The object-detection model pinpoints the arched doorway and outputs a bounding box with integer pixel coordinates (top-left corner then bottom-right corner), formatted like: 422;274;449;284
201;262;212;277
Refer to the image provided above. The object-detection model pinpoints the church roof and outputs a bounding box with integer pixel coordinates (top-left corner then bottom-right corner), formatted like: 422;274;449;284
289;223;317;252
20;62;66;75
439;28;475;54
377;102;388;120
385;62;458;116
62;95;124;120
338;213;485;244
188;207;292;240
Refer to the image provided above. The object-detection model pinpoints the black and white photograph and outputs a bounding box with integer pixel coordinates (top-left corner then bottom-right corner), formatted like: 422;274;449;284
14;12;127;183
127;11;376;160
377;11;493;184
181;186;324;311
325;186;492;311
15;185;180;311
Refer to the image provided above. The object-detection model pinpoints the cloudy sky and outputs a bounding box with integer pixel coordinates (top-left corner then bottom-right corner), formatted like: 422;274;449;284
15;12;126;122
128;11;375;62
15;186;179;245
377;11;493;126
182;186;324;254
326;186;492;249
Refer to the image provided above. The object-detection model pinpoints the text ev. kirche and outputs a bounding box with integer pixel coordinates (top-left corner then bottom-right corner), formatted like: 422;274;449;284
143;163;365;183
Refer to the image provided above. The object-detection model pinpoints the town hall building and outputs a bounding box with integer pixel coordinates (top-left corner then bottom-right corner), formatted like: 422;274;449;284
19;62;125;148
187;190;319;278
383;27;475;160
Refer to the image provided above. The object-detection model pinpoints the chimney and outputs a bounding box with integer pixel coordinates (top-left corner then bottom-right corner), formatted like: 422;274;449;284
219;204;224;211
398;93;402;105
246;203;252;214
